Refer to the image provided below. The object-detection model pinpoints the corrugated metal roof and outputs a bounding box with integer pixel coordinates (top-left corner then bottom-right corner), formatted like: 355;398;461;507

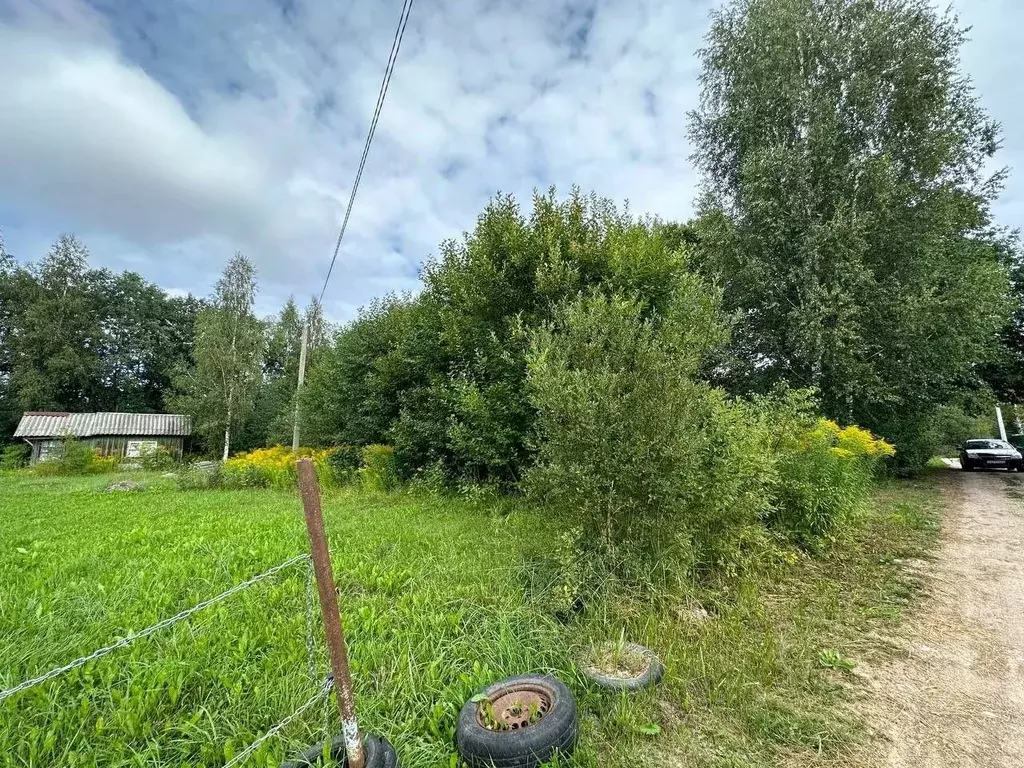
14;412;192;438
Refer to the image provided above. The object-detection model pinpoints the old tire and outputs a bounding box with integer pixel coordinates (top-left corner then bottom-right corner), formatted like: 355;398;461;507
280;732;399;768
456;674;578;768
581;642;664;692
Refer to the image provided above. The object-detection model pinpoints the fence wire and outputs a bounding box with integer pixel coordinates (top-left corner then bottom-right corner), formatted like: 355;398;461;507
0;554;310;704
223;678;333;768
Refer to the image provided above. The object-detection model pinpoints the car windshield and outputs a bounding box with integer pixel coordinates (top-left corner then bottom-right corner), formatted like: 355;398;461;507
965;440;1010;450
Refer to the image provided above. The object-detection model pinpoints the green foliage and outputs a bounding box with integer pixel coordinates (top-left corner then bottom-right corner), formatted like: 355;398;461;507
176;463;224;490
360;444;398;492
303;189;693;484
139;445;179;472
170;253;264;460
0;456;944;767
325;444;362;483
8;236;101;413
302;294;418;451
0;234;200;428
0;443;28;470
690;0;1014;468
34;437;118;476
220;446;334;490
524;286;769;583
770;418;895;546
923;402;997;458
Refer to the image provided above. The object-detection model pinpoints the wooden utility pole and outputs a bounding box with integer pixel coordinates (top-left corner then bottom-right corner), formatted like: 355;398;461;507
296;459;365;768
292;322;309;451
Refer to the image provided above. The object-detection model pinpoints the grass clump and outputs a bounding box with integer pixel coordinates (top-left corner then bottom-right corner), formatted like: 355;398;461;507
360;444;398;492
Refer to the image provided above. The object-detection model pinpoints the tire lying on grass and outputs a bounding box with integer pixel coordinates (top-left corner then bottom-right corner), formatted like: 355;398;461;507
456;674;579;768
581;642;664;692
281;732;399;768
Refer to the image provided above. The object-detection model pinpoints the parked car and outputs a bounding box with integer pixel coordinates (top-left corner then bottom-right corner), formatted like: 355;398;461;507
959;439;1024;471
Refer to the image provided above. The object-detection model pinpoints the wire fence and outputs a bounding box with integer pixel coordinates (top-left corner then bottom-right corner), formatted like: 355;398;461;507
223;677;333;768
0;553;310;704
1;552;328;766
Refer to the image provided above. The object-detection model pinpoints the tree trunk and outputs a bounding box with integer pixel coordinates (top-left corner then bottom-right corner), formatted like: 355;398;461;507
222;387;234;460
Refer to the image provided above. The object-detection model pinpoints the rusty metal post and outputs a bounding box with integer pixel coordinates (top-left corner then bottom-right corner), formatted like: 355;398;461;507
296;458;365;768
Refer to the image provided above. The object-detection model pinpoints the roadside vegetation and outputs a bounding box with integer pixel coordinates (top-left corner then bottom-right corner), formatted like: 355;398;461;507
0;0;1018;765
0;470;942;767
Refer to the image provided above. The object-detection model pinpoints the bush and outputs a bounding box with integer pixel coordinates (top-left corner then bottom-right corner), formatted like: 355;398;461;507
769;417;895;546
34;437;119;476
176;463;224;490
221;446;333;490
0;444;29;470
360;445;398;492
326;445;362;484
524;287;758;588
302;190;697;485
139;445;179;472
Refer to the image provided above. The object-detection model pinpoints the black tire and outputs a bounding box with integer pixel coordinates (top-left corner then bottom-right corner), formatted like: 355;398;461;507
962;460;974;471
280;732;399;768
456;675;578;768
581;642;665;692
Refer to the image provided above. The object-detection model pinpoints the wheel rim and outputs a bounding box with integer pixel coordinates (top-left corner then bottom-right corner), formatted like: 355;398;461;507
478;684;552;731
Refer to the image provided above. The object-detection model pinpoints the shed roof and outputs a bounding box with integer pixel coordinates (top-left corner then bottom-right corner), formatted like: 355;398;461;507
14;412;192;439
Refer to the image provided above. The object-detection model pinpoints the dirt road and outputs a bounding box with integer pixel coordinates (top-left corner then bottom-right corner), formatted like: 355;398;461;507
860;466;1024;766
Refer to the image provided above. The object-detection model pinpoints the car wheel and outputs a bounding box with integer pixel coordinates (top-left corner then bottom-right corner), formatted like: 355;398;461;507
581;642;665;691
456;675;579;768
281;732;399;768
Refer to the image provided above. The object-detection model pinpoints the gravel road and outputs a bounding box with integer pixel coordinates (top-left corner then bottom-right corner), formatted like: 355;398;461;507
860;465;1024;766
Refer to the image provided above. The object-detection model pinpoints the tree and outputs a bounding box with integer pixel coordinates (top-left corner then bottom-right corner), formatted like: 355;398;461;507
303;189;694;482
172;253;264;458
525;282;747;580
690;0;1013;465
10;235;103;412
89;271;202;413
0;232;27;441
978;235;1024;407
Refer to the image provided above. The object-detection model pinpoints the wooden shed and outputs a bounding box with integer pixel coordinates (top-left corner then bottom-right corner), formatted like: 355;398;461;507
14;412;192;464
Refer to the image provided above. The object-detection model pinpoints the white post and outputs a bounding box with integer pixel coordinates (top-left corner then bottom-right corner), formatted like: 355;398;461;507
996;406;1008;442
292;322;309;452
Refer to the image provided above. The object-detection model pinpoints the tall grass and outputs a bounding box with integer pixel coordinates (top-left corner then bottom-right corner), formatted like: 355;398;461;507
0;471;941;767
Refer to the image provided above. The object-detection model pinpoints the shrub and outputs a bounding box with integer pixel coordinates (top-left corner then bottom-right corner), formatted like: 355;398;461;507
34;437;119;476
221;446;333;490
769;417;895;546
177;463;224;490
139;445;179;471
0;444;29;470
326;445;362;484
360;445;398;492
524;286;759;589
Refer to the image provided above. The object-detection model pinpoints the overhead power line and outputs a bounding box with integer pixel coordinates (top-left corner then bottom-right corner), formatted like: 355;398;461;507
318;0;416;305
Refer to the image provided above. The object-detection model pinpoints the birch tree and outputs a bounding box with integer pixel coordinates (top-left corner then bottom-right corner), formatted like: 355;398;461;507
174;253;263;458
689;0;1013;465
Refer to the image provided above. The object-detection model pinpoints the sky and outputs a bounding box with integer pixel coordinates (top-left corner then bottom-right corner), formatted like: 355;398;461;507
0;0;1020;320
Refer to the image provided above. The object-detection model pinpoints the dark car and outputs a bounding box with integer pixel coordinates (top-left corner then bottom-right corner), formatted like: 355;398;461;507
959;439;1024;471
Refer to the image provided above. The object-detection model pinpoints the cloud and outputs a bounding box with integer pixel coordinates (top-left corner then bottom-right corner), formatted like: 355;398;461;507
0;0;1019;321
0;26;271;244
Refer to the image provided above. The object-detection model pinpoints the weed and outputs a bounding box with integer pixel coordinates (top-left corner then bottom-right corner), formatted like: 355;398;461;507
818;649;856;672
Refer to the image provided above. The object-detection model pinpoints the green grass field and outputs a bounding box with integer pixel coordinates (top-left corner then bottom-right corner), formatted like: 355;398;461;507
0;471;944;767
